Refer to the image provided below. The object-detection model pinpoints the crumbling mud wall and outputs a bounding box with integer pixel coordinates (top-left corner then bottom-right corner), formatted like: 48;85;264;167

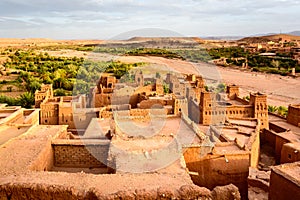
183;146;249;200
0;183;240;200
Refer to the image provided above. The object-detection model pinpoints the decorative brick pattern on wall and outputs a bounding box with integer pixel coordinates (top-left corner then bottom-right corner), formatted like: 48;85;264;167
52;140;110;168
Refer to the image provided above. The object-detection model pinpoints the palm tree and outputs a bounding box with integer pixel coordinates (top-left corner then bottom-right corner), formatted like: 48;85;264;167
268;105;278;113
19;92;34;108
27;80;41;93
277;106;288;117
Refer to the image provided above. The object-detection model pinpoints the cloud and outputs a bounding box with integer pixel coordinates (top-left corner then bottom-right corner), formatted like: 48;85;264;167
0;0;299;38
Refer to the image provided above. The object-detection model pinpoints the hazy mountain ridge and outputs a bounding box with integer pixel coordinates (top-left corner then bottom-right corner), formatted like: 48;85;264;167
202;30;300;41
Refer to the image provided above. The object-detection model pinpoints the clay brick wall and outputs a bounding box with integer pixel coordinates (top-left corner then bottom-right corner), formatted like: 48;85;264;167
0;109;23;124
30;140;54;171
100;108;168;120
269;122;287;133
199;91;268;129
287;105;300;127
200;104;253;126
188;99;200;123
166;73;178;84
261;129;277;147
227;85;239;100
280;143;300;164
130;108;167;118
95;93;112;107
275;135;290;164
235;97;250;105
59;106;75;129
35;84;53;108
100;110;113;118
52;139;110;168
249;93;269;129
139;99;174;109
174;98;187;116
269;164;300;200
170;81;184;95
155;83;164;96
23;109;39;125
111;95;130;105
183;147;250;200
40;98;60;125
247;127;260;168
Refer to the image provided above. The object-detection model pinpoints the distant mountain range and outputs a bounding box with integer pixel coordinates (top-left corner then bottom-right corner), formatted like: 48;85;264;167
252;31;300;37
288;31;300;36
202;30;300;40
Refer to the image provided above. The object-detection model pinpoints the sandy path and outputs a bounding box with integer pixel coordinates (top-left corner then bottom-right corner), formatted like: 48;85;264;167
217;67;300;107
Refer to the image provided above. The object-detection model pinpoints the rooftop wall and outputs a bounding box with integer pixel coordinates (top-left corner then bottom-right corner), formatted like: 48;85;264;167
269;162;300;200
287;105;300;127
52;139;110;168
183;146;250;200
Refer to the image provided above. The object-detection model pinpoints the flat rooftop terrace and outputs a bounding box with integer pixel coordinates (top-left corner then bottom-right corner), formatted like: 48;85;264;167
269;114;300;134
226;99;248;106
214;143;242;154
220;128;250;146
115;117;202;145
0;124;201;199
0;125;31;145
272;162;300;186
228;118;258;128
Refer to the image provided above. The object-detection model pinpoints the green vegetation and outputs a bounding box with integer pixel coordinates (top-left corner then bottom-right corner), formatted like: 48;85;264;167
34;44;96;52
268;105;288;117
3;50;85;93
216;83;226;93
0;92;34;108
1;49;145;106
73;61;144;94
94;47;129;55
172;49;211;62
205;83;226;93
126;48;183;59
208;47;300;75
54;88;72;96
92;46;299;76
163;83;170;94
94;47;212;63
0;43;298;107
243;96;250;101
208;47;250;59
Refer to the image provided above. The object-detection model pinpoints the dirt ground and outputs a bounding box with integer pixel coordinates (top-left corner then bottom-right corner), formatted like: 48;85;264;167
217;67;300;107
0;38;102;48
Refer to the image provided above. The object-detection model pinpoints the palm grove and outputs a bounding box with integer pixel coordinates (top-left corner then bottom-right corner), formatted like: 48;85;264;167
0;50;143;108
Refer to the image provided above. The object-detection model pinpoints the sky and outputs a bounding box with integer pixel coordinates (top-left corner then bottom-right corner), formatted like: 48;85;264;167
0;0;299;39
